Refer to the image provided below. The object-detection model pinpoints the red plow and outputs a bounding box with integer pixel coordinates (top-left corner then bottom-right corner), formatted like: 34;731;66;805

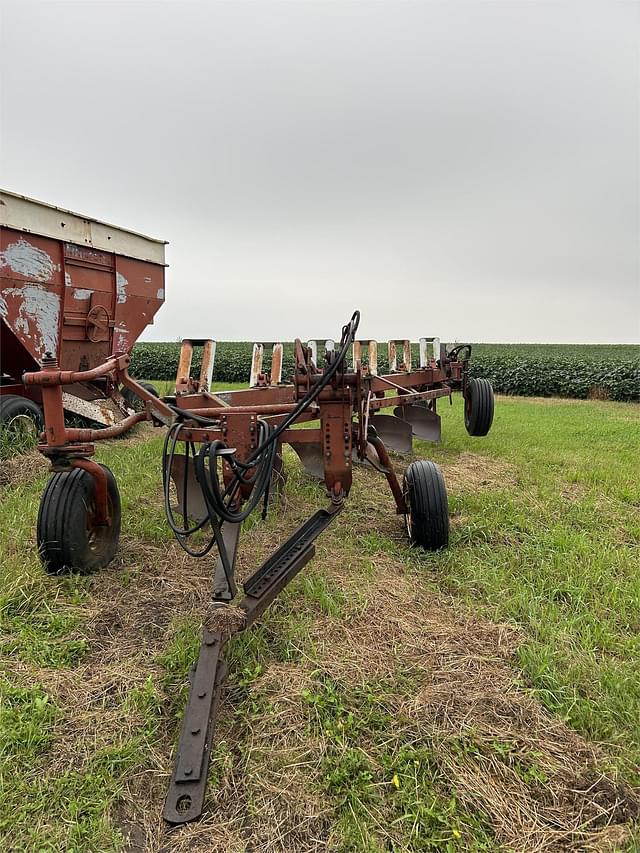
23;307;494;822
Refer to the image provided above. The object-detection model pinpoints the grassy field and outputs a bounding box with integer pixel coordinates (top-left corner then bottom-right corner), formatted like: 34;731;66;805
0;390;639;851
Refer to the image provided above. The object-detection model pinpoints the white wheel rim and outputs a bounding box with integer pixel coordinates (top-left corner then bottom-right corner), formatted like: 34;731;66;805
6;413;38;439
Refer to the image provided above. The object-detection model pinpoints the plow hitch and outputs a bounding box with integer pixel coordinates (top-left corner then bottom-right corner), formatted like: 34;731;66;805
164;500;343;824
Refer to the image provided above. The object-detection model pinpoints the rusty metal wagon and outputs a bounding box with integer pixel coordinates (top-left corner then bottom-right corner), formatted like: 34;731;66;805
22;290;494;822
1;190;166;444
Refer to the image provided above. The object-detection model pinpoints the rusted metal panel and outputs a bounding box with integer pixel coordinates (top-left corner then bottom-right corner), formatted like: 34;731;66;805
388;340;397;372
1;229;64;365
248;342;284;387
388;339;412;372
403;340;412;371
368;340;378;376
352;340;378;375
199;341;217;391
1;191;166;420
112;255;165;354
61;392;123;427
270;343;283;385
176;340;194;394
2;196;166;370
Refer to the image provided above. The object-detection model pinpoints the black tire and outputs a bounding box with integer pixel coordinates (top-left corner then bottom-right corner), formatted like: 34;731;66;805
122;381;159;411
37;464;121;575
0;395;43;449
464;378;494;437
403;460;449;550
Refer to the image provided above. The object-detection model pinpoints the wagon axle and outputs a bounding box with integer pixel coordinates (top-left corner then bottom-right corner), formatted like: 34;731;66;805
23;309;494;824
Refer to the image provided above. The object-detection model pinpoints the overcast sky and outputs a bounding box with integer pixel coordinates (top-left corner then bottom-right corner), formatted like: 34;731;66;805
1;0;638;343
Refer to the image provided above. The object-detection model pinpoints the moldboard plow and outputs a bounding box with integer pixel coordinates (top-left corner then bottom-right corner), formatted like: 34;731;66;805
24;310;494;824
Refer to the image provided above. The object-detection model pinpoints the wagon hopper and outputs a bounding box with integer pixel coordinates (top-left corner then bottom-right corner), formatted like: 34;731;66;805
0;189;166;442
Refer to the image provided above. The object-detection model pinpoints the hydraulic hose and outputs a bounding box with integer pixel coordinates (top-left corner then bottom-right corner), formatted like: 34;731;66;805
162;310;360;557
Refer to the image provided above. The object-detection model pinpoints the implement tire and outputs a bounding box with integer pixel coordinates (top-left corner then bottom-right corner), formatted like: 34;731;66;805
464;378;494;437
0;395;43;449
122;381;159;411
37;464;121;575
403;460;449;551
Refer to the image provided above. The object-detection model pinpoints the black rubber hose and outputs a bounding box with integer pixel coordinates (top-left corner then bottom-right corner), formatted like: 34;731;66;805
162;421;217;557
191;311;359;524
162;310;360;546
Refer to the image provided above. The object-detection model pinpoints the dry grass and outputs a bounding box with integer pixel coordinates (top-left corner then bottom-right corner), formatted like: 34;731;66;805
440;451;518;493
0;423;154;489
157;549;639;851
0;447;48;488
122;458;640;849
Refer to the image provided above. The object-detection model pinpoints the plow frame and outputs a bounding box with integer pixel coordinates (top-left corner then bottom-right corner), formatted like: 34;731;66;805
24;338;468;514
24;321;481;824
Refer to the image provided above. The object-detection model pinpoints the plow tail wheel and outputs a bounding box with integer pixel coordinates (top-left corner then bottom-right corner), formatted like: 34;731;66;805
37;464;121;575
464;378;494;436
403;460;449;550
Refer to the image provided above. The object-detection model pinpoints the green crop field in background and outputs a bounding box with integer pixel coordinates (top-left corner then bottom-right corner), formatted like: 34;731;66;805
130;342;640;401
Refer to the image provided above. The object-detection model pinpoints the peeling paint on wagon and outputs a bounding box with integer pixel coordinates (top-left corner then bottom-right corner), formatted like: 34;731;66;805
0;238;58;282
116;272;127;304
1;189;166;423
72;288;92;300
4;284;61;357
113;324;130;353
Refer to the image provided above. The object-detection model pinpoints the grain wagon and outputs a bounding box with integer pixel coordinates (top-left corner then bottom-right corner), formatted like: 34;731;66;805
0;190;166;442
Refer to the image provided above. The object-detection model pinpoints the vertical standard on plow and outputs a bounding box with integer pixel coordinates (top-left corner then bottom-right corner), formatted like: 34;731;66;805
23;310;494;823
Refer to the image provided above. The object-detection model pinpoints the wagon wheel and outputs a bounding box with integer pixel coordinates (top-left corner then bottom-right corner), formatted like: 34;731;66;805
122;381;160;412
0;395;43;453
403;460;449;550
37;464;121;574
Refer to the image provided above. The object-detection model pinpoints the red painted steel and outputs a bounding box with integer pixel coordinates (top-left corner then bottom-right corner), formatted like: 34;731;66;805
23;306;491;828
1;217;165;410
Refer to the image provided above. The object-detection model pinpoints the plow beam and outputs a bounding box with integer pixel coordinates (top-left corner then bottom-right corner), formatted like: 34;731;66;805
163;631;227;824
